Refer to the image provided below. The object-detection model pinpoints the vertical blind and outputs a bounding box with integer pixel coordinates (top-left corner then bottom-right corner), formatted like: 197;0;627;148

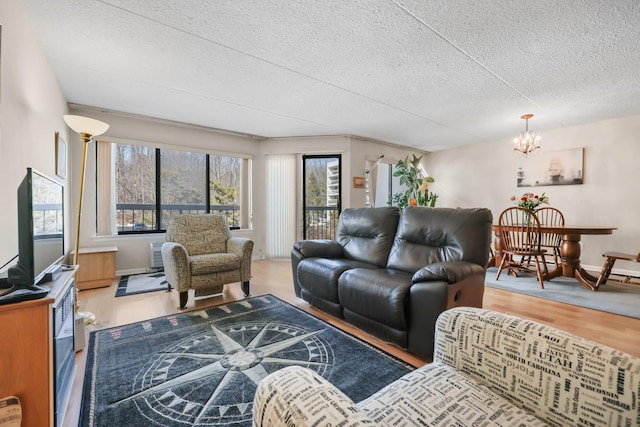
265;154;297;258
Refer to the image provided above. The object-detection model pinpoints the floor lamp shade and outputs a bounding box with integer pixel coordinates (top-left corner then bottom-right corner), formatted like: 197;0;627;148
63;115;109;138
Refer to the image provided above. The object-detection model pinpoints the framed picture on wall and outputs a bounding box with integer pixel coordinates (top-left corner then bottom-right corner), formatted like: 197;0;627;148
517;148;584;187
353;176;366;189
55;132;67;179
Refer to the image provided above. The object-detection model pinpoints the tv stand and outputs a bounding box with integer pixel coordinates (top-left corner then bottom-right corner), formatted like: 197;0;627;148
0;267;78;427
0;284;49;305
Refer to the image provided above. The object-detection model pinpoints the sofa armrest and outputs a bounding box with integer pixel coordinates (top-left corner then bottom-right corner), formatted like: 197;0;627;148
161;242;191;292
291;240;344;298
412;261;485;284
434;307;640;426
293;239;344;259
228;237;254;282
253;366;374;426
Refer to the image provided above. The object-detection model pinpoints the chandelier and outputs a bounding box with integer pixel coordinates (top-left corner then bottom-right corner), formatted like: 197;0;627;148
513;114;541;155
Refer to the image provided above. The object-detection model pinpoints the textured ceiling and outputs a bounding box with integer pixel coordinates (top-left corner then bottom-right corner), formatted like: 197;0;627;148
17;0;640;151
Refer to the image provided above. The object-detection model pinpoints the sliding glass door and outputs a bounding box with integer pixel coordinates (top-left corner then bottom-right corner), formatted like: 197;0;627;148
302;155;341;239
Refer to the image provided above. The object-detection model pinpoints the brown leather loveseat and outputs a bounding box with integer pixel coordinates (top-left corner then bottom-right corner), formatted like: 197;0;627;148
291;206;492;359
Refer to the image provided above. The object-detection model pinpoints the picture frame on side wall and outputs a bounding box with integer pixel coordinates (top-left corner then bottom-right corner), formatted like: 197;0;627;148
55;132;67;179
353;176;365;189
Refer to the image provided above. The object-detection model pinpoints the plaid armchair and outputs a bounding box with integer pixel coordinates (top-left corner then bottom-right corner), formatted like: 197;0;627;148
162;214;253;309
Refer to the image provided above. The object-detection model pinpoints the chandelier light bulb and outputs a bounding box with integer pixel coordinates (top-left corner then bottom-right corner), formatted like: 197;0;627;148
513;114;541;155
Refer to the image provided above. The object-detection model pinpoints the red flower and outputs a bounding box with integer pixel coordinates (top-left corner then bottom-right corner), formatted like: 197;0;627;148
410;198;417;206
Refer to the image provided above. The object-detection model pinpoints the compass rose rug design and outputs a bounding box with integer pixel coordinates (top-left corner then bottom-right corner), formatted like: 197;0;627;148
79;294;414;426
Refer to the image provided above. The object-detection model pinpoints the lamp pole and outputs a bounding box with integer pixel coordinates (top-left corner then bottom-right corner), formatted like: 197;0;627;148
63;115;109;325
73;134;95;324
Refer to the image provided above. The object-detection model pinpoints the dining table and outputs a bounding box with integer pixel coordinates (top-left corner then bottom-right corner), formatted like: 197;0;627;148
488;224;617;291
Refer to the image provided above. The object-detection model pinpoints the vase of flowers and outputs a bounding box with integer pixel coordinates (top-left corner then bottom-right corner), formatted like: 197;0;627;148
510;192;549;224
392;154;438;208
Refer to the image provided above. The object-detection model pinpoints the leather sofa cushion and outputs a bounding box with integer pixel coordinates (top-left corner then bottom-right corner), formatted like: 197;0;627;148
298;258;376;303
338;268;413;330
336;207;400;268
387;207;493;273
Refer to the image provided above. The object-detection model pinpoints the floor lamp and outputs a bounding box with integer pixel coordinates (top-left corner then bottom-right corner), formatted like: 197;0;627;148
63;115;109;324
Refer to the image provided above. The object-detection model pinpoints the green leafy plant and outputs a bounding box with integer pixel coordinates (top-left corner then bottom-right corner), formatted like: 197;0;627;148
392;154;438;208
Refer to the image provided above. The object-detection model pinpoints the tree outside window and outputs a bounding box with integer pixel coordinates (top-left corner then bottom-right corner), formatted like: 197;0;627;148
113;143;247;232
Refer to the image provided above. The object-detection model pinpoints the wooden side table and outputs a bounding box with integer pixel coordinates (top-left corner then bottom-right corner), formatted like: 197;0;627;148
75;246;118;290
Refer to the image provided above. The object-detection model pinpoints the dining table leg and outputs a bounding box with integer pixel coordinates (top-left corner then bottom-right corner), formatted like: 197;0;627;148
546;233;599;291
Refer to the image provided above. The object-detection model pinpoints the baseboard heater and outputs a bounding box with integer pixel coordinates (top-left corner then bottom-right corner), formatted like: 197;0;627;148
150;241;164;269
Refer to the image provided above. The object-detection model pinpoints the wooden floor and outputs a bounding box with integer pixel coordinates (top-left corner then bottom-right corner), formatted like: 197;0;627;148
64;258;640;425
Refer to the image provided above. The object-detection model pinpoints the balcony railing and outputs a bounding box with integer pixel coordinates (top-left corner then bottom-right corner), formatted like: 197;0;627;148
116;203;337;237
32;204;63;237
116;203;240;232
304;206;339;240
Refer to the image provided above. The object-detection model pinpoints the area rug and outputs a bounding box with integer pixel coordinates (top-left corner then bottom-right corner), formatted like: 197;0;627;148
115;273;168;297
485;268;640;319
79;294;414;426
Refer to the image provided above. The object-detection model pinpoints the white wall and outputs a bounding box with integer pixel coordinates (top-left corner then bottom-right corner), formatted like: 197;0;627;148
425;113;640;272
0;0;71;268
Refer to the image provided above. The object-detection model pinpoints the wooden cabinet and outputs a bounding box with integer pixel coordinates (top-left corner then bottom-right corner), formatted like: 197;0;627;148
76;246;117;290
0;268;76;427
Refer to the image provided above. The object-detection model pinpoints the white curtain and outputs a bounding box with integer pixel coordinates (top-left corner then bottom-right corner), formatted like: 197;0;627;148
96;140;117;235
265;154;296;258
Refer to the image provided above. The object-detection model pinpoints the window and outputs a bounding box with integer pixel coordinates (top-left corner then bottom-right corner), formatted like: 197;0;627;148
368;162;407;207
103;142;250;234
159;149;207;229
376;163;404;207
209;155;242;228
302;155;341;239
115;145;157;232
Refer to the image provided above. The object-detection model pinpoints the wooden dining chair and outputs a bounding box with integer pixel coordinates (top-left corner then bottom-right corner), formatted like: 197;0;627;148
595;251;640;288
496;207;549;288
534;206;565;266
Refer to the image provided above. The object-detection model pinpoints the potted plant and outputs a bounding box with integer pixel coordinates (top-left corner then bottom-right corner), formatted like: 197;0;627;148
392;154;438;208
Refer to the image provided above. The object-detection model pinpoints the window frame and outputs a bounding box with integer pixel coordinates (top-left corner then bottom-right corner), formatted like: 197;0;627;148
99;140;252;235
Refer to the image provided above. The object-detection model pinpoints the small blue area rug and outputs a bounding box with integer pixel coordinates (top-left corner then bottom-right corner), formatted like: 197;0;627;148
485;268;640;319
79;294;414;426
115;273;168;297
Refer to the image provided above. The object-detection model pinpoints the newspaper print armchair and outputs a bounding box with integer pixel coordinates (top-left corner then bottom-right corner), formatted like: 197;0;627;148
253;307;640;426
162;214;253;309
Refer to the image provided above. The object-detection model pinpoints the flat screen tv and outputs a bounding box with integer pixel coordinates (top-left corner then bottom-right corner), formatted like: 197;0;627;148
6;168;65;291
